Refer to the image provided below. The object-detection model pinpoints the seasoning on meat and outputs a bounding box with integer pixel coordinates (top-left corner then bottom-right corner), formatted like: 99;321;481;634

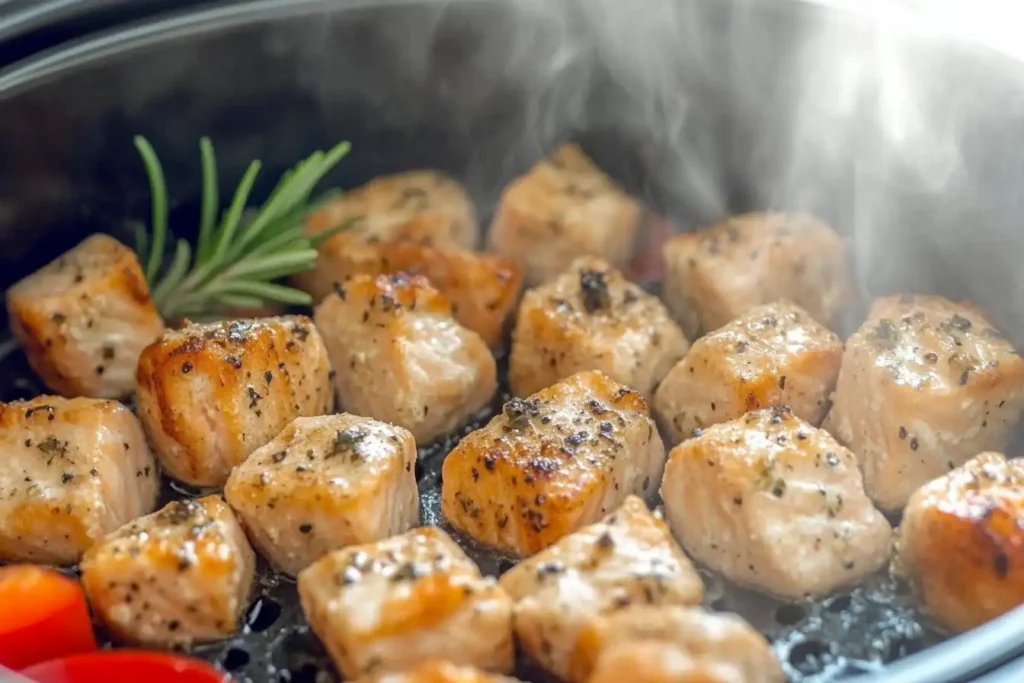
441;370;666;556
0;396;158;564
654;299;842;444
824;294;1024;511
80;495;255;647
225;414;419;576
314;272;496;444
353;660;525;683
583;606;784;683
499;496;704;681
661;406;893;599
509;257;688;399
661;213;856;338
6;234;164;398
488;144;642;286
293;170;478;301
895;452;1024;633
297;526;514;679
135;315;333;487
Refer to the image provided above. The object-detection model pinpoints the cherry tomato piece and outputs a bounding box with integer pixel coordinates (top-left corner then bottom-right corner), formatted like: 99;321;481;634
22;651;227;683
0;565;97;671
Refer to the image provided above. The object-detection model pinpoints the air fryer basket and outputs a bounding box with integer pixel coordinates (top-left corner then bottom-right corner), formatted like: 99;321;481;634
2;0;1024;681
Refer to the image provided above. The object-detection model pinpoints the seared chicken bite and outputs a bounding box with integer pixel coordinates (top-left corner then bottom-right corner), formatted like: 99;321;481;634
314;273;496;444
6;234;164;398
0;396;159;564
294;170;478;301
489;144;642;286
298;526;514;679
80;495;255;647
654;300;842;444
662;213;855;338
824;295;1024;511
442;371;666;557
662;406;893;599
225;414;419;576
509;257;689;399
355;661;524;683
583;606;784;683
895;452;1024;633
500;496;704;681
136;316;333;487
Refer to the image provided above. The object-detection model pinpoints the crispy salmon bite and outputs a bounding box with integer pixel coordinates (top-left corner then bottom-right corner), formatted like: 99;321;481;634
80;495;255;648
509;256;689;399
6;234;164;398
824;294;1024;512
441;370;666;557
488;144;642;286
297;526;514;679
661;406;893;600
314;272;496;444
0;395;159;565
224;414;419;577
895;452;1024;634
654;299;843;444
499;496;704;682
662;212;856;338
293;170;479;302
135;315;333;487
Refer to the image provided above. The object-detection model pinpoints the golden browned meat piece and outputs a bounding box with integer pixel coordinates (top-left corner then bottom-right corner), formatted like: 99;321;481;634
509;257;688;399
662;406;893;599
0;396;158;564
225;414;419;576
653;299;842;444
355;661;525;683
298;526;514;679
662;213;856;338
135;316;333;487
441;371;666;557
80;495;255;647
583;606;784;683
895;452;1024;633
6;234;164;398
488;144;642;286
824;294;1024;511
314;273;496;444
500;496;704;681
294;170;478;300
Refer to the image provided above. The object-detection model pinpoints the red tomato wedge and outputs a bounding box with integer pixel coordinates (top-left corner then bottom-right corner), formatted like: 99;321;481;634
22;651;227;683
0;565;97;671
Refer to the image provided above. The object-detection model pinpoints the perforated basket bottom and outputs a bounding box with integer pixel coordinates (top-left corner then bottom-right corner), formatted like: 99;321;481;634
0;335;941;683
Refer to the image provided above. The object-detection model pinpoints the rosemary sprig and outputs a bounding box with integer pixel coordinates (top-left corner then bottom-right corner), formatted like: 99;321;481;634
133;135;352;319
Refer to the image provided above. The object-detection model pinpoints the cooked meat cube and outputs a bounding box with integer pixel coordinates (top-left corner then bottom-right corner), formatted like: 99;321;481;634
314;273;496;444
662;213;856;338
6;234;164;398
489;144;642;286
661;406;893;599
500;496;703;681
824;294;1024;511
298;526;514;679
583;606;784;683
224;414;419;576
136;316;332;487
654;299;842;444
896;452;1024;633
80;495;255;647
0;396;158;564
294;170;478;301
509;257;688;399
355;661;524;683
441;370;666;556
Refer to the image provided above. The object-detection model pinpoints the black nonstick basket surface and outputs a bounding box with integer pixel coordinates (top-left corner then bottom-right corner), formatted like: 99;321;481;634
3;0;1024;681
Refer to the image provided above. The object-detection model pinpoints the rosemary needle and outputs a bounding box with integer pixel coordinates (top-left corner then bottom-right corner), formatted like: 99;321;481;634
133;135;351;319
